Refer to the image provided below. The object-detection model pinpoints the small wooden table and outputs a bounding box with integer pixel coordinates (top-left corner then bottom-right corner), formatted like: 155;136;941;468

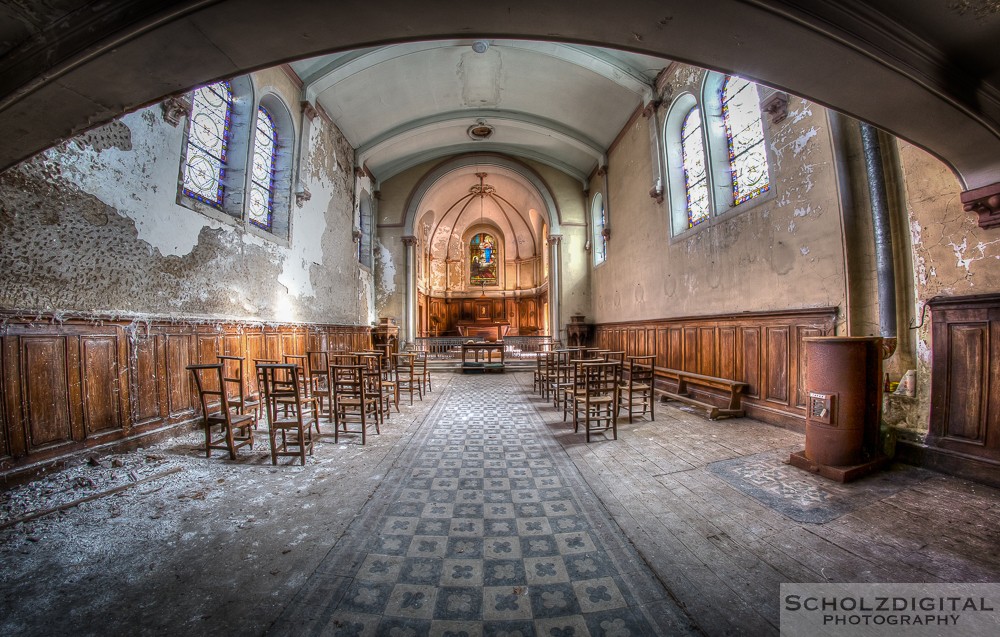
461;342;505;373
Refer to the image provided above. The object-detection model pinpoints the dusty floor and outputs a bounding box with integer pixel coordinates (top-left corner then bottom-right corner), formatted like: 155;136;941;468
1;371;998;636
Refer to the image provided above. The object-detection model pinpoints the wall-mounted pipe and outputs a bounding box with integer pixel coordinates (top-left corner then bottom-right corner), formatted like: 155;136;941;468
860;123;897;355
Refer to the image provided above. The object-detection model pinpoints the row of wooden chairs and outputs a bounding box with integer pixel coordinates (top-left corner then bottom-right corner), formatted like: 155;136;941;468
532;349;656;442
187;349;433;464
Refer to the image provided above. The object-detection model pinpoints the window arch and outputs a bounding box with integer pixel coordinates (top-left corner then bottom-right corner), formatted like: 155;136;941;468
181;80;233;208
248;105;277;230
592;193;606;265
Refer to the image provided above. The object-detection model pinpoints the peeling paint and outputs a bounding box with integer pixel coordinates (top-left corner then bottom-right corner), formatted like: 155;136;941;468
792;127;818;155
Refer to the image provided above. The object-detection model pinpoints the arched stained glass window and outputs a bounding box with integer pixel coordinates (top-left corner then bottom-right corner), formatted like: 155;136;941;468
681;106;710;227
248;106;277;230
592;193;606;265
722;76;770;205
470;232;498;286
182;81;233;208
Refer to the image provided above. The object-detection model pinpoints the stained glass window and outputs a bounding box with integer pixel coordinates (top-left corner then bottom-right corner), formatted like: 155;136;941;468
722;76;770;205
681;106;710;227
182;81;232;208
593;194;606;264
470;232;498;286
248;106;277;230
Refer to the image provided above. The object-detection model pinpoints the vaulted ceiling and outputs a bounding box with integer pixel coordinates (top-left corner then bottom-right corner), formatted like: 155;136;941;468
0;1;998;190
289;41;667;183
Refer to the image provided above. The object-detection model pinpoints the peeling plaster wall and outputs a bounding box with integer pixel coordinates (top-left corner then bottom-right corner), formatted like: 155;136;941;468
591;66;847;325
890;141;1000;434
0;70;368;325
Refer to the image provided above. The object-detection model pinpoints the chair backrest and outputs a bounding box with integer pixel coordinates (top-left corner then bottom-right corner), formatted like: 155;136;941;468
330;364;367;403
627;355;655;381
218;355;248;402
257;363;304;421
583;361;621;398
602;351;626;362
393;353;416;378
188;364;230;415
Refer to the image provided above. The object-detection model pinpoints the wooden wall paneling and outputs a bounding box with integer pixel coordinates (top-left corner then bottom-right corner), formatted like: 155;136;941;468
165;333;195;418
667;328;683;369
794;326;824;409
20;335;75;451
718;326;737;381
656;329;668;368
764;326;790;405
0;339;6;459
942;323;989;444
223;332;242;357
2;336;25;459
682;327;698;372
80;334;123;437
264;332;282;361
129;331;162;427
698;326;716;376
741;327;761;398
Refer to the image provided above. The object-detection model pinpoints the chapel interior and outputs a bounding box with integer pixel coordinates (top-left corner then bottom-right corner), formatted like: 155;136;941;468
0;2;999;636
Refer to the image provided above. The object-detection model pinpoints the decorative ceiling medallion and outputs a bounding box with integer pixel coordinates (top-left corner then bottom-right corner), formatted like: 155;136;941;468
467;120;494;141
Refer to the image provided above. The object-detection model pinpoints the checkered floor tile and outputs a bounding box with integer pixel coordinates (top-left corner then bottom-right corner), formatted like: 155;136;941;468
269;373;675;636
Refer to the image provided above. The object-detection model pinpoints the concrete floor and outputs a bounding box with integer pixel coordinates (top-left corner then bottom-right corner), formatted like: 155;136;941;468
1;371;998;636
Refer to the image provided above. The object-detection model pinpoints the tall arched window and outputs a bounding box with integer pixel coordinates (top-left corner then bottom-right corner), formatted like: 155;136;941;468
721;76;770;205
592;193;606;265
470;232;498;286
248;105;277;230
181;80;233;208
681;106;710;227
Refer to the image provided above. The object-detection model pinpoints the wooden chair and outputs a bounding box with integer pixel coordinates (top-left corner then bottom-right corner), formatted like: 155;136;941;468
218;355;259;428
307;350;331;419
533;352;548;394
562;357;588;422
330;364;380;444
187;364;255;460
358;353;392;423
619;355;655;423
573;361;621;442
415;350;432;394
257;363;316;465
394;353;423;405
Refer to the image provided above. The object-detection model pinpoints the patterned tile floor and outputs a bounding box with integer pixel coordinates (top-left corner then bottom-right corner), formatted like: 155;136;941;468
269;373;689;636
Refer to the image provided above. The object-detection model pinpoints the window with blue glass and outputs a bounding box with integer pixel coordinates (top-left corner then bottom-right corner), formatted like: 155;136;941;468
248;106;277;230
182;81;233;208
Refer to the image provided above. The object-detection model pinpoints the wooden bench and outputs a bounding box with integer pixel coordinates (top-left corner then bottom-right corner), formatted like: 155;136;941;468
656;367;748;420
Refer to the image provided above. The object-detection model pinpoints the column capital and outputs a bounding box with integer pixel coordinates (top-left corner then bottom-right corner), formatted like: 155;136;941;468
961;182;1000;230
401;235;418;247
547;235;562;245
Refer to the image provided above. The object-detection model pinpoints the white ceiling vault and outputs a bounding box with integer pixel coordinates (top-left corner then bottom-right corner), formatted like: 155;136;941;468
289;40;669;183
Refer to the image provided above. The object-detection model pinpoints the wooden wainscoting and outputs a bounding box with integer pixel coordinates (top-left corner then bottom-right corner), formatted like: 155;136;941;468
594;307;838;429
0;313;371;482
892;294;1000;487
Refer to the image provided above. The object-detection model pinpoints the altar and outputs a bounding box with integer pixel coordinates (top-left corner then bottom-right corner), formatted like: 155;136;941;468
456;320;510;342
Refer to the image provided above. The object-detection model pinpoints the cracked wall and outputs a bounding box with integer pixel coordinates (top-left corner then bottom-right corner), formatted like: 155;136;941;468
0;68;369;325
891;141;1000;435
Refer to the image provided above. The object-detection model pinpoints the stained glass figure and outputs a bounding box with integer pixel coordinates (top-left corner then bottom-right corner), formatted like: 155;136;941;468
248;106;277;230
182;81;232;208
722;76;770;205
470;232;498;286
681;106;710;227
